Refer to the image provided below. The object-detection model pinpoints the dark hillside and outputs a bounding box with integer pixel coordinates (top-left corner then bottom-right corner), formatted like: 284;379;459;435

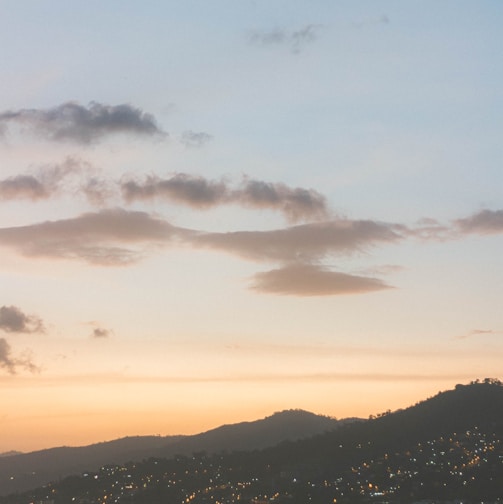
2;381;502;504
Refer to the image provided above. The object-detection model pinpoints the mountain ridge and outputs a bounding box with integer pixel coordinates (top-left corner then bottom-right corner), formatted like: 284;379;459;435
3;381;502;502
0;409;347;496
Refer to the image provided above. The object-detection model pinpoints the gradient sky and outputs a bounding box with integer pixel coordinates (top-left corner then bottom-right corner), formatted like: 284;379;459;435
0;0;502;453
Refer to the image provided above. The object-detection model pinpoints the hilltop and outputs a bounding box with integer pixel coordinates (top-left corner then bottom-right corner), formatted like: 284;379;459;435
2;380;502;504
0;409;345;496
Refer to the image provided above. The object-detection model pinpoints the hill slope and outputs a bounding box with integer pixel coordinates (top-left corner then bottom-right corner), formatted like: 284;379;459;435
3;380;502;504
0;409;344;496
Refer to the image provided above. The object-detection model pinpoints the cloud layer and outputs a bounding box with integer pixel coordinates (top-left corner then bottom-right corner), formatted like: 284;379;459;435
0;102;165;144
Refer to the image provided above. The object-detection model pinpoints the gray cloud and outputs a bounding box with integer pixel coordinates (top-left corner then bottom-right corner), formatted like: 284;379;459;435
0;102;166;144
238;179;328;222
0;175;48;201
0;338;39;374
81;177;115;207
195;219;402;262
249;24;322;53
0;305;44;334
0;157;85;202
122;174;228;209
91;327;112;339
250;263;392;296
180;130;213;148
456;209;503;235
121;174;329;222
0;208;188;265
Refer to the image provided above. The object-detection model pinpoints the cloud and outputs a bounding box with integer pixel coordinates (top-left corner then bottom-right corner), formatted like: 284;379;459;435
456;328;503;340
249;24;322;53
195;219;402;262
455;209;503;235
0;208;188;265
122;174;228;209
0;102;166;144
0;157;87;202
0;338;39;374
91;327;112;339
180;130;213;148
250;263;392;296
0;305;44;333
36;371;476;385
81;177;116;206
238;179;328;222
0;174;48;201
121;174;329;222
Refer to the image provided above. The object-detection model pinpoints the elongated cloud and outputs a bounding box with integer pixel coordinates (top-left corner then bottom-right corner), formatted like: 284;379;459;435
250;263;392;296
195;219;401;262
9;212;397;265
0;102;165;143
0;338;39;374
121;174;329;222
456;329;503;340
0;208;187;265
0;305;44;333
456;209;503;235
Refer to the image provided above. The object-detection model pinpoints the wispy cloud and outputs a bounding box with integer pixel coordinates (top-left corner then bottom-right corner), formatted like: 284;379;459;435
0;305;45;334
0;338;39;374
456;328;503;340
455;209;503;235
180;130;213;148
16;371;476;386
249;263;392;296
0;102;166;144
121;174;329;222
249;24;322;54
0;157;88;202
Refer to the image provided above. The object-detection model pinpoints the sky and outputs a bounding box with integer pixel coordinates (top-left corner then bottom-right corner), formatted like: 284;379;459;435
0;0;502;453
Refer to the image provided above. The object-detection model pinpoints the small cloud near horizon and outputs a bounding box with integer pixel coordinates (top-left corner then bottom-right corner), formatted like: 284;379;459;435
0;305;45;334
0;337;40;375
456;329;502;340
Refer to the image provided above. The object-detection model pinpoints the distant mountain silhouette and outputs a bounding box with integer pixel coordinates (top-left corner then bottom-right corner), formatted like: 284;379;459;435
0;451;22;458
0;409;346;496
155;409;351;457
2;381;502;504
